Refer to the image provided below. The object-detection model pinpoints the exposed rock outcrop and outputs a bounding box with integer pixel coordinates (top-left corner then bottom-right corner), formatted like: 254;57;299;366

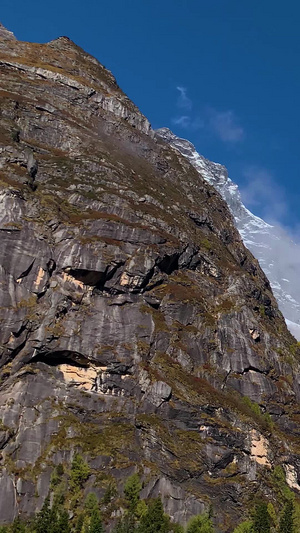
0;24;300;532
0;23;16;41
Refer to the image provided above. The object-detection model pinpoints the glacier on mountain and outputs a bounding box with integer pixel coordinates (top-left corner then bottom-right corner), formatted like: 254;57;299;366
156;127;300;340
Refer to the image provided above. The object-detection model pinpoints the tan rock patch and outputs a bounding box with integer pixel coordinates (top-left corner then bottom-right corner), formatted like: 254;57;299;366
61;272;84;289
8;334;15;344
250;429;270;467
120;272;141;288
35;267;45;289
58;364;98;391
284;464;300;491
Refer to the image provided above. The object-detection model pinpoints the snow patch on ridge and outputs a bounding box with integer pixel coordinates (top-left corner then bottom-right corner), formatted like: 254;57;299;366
156;127;300;340
285;320;300;340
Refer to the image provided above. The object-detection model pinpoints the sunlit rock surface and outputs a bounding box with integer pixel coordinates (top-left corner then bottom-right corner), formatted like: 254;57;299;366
0;23;300;531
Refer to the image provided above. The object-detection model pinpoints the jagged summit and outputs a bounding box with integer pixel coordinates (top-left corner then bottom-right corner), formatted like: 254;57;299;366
156;127;300;339
50;35;73;42
0;31;151;135
47;35;77;48
47;35;90;52
0;22;16;41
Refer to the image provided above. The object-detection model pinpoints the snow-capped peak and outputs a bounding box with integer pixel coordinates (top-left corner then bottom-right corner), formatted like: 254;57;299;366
156;127;300;339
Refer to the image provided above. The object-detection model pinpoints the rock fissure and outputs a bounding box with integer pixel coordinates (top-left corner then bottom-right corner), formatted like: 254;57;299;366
157;253;180;275
6;338;28;360
31;350;91;368
64;260;125;291
238;365;269;376
10;323;27;340
16;260;35;282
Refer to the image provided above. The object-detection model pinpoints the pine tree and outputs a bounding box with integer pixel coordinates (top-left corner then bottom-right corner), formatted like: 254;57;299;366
81;492;103;533
75;512;85;533
112;514;136;533
137;498;170;533
89;508;104;533
124;474;142;515
252;502;271;533
279;500;295;533
35;496;53;533
102;481;117;505
85;493;99;513
70;454;90;492
57;509;71;533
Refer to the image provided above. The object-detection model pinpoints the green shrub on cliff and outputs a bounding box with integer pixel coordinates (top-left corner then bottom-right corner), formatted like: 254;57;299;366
185;513;214;533
232;521;252;533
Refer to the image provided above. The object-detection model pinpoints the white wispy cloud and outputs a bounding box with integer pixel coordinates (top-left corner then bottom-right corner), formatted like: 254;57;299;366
176;86;192;110
171;90;244;144
171;115;205;131
208;109;244;143
240;166;287;223
172;115;191;128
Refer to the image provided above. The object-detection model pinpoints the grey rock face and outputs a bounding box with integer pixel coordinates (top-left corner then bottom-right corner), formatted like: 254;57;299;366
156;128;300;338
0;23;16;41
0;31;300;532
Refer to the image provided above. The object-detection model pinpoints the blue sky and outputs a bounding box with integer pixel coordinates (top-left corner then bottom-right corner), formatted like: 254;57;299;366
2;0;300;236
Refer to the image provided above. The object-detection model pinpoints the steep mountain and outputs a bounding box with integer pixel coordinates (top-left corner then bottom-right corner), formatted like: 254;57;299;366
1;24;300;532
156;128;300;341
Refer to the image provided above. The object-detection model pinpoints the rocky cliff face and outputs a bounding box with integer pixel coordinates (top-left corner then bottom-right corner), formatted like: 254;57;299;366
156;128;300;341
1;25;300;531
